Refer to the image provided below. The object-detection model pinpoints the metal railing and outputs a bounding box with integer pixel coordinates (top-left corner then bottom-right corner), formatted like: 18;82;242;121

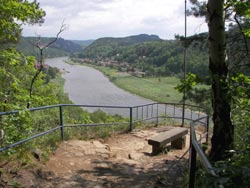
189;117;223;188
0;102;208;152
0;102;216;187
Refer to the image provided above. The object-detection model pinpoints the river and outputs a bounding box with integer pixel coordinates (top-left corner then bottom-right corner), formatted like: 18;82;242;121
45;57;154;115
45;57;205;122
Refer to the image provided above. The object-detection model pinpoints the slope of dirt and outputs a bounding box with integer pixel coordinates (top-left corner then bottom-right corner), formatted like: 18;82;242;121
14;126;190;188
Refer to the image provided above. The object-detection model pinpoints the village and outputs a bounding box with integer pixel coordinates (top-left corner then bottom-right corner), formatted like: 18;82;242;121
73;57;147;77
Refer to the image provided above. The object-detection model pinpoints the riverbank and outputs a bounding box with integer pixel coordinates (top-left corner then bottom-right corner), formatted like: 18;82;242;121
70;60;183;103
45;57;153;115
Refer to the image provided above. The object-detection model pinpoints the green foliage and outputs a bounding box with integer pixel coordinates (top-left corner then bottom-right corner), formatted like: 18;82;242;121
3;110;32;146
195;73;250;187
0;49;40;110
189;0;249;161
71;39;94;50
0;0;45;44
227;23;250;75
176;73;211;112
80;37;209;77
43;66;59;83
90;109;126;124
17;37;82;58
0;0;51;110
81;34;161;58
226;0;250;17
0;67;129;156
175;73;201;93
196;150;250;188
0;0;61;156
63;107;93;125
2;53;58;108
231;74;250;148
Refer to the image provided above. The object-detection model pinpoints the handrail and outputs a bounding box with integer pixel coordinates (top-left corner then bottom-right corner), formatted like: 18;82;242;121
0;102;217;187
0;104;130;116
0;126;62;152
189;116;223;188
0;102;206;116
0;102;208;153
190;117;216;174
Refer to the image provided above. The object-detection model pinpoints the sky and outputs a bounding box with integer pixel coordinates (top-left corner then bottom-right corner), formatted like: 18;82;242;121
22;0;208;40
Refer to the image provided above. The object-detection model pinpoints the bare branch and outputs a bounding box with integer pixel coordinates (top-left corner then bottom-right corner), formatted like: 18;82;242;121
43;22;68;50
27;22;68;108
234;14;249;54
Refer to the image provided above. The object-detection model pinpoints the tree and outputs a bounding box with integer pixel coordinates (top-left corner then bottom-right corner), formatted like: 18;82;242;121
0;0;45;44
0;1;65;151
27;23;67;108
207;0;234;161
189;0;250;161
0;0;45;110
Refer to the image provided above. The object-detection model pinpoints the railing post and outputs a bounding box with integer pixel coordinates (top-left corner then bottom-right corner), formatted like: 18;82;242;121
189;143;197;188
182;103;185;127
136;107;138;121
206;115;209;144
59;105;64;140
129;107;133;131
142;107;144;120
147;105;148;119
156;103;159;126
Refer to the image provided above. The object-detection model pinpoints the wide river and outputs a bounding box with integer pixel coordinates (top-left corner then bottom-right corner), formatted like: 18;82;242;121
45;57;154;115
45;57;203;122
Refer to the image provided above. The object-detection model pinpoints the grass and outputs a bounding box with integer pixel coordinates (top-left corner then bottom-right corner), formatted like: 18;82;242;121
86;64;183;103
114;76;182;103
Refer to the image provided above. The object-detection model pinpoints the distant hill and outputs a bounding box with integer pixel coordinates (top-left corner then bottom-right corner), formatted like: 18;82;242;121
71;40;94;49
17;37;82;58
77;33;209;77
81;34;162;58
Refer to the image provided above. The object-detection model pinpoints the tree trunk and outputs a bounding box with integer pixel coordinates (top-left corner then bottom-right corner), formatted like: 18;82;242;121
208;0;234;161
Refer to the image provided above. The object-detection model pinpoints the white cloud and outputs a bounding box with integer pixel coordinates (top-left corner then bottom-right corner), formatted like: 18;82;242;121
22;0;208;40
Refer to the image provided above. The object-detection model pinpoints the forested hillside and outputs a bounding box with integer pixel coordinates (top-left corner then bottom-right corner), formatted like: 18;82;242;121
71;39;94;49
78;34;209;77
80;34;161;58
17;37;83;58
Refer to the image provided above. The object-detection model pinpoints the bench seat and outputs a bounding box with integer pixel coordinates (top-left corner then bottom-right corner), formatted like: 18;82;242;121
148;127;188;154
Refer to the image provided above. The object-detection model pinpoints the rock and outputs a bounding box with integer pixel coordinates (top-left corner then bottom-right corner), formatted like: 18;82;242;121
95;162;109;168
92;140;106;148
32;149;42;161
128;152;143;160
73;151;84;157
36;169;55;180
84;149;96;155
96;148;111;159
104;144;110;151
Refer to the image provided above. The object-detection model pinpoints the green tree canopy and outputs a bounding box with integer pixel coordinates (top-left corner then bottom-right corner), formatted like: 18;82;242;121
0;0;45;44
0;1;52;111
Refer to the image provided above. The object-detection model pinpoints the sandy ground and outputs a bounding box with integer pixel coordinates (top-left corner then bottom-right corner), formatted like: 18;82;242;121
5;126;191;188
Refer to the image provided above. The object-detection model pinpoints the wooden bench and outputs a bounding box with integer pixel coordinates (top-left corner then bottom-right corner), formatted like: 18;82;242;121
148;127;188;155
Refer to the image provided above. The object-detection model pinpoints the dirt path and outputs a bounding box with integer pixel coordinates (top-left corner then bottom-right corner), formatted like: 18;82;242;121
17;126;190;188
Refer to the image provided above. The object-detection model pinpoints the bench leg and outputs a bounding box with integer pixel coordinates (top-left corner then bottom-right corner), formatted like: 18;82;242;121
171;136;186;149
152;145;164;155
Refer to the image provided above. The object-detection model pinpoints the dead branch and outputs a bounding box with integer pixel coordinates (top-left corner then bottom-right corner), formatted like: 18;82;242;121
234;14;249;54
27;22;68;108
